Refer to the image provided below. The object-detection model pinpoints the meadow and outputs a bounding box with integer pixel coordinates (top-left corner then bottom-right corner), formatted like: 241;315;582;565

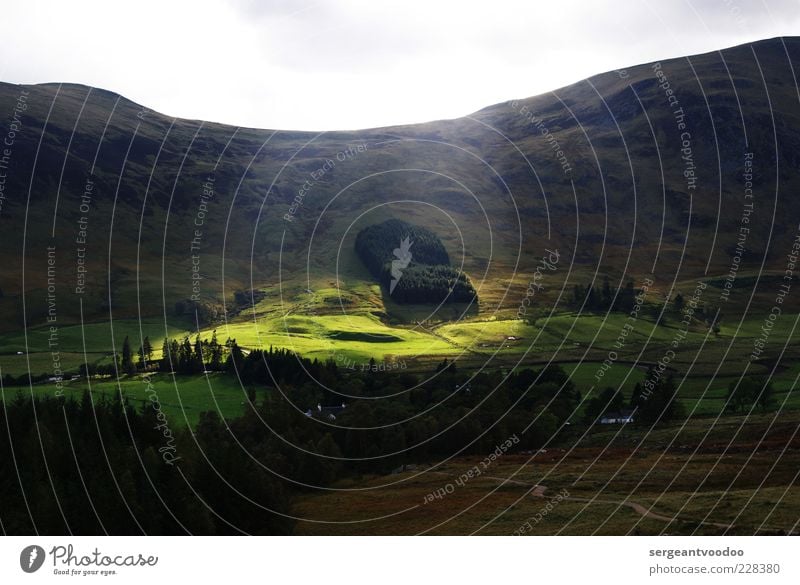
2;373;250;428
2;304;798;425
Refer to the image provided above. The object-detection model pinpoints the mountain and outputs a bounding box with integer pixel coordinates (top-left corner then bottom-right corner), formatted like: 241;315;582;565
0;37;799;334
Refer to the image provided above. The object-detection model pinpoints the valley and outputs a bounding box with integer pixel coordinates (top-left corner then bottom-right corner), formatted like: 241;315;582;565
1;36;800;536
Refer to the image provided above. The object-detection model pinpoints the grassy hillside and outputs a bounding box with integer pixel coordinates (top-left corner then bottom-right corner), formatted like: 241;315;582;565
0;38;798;336
3;36;800;538
0;38;797;413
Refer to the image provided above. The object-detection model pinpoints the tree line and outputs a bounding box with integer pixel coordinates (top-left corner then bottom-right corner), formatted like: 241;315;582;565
570;279;723;332
0;390;294;534
385;263;476;304
585;371;685;425
2;337;780;535
0;352;586;534
354;218;477;304
570;276;639;313
72;331;232;378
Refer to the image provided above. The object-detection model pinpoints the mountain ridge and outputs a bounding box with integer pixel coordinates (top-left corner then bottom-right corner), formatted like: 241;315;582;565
0;36;798;333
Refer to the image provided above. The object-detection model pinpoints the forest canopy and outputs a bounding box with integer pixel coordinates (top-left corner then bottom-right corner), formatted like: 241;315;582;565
355;219;477;304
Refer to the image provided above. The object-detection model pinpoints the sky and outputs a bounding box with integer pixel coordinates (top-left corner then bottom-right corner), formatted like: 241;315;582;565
1;0;799;131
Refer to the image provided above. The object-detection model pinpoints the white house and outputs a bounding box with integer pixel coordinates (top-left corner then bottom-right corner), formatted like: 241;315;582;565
600;410;635;424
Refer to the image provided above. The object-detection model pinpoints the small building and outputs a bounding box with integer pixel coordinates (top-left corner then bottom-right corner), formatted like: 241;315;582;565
305;403;346;421
600;410;635;424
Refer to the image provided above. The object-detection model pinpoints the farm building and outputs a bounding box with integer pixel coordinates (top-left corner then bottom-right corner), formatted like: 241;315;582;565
600;410;635;424
305;403;347;421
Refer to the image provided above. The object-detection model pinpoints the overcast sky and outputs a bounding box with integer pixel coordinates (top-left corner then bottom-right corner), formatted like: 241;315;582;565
1;0;799;130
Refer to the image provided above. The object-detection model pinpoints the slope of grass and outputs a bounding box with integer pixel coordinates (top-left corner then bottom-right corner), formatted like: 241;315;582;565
5;373;250;427
207;312;458;363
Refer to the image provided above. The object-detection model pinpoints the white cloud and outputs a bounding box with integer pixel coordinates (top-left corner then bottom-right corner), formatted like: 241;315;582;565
1;0;798;130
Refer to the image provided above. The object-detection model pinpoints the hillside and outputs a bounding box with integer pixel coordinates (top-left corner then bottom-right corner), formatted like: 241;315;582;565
0;36;798;349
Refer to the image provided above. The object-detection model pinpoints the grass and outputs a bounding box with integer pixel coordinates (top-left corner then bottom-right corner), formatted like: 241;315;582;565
3;372;251;427
0;319;189;355
567;361;647;394
0;318;191;379
0;305;797;535
4;47;800;535
1;307;799;423
292;409;800;535
204;313;458;363
0;352;89;377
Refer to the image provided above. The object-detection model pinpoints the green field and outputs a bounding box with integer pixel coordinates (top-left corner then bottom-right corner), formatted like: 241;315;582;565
0;318;191;379
3;373;251;427
206;313;457;363
1;306;798;423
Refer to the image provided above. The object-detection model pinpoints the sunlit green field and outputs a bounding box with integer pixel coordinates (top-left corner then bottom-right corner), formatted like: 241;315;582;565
1;306;798;422
208;313;456;363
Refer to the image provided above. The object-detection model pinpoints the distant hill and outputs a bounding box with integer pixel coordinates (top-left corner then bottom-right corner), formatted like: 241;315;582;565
0;37;799;332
